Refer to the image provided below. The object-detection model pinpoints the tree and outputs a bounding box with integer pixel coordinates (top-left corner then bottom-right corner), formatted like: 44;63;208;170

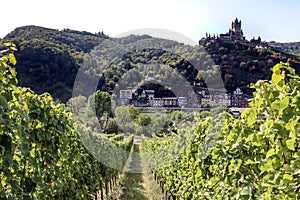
66;95;87;122
105;118;120;134
114;106;134;133
128;104;139;121
137;114;151;127
137;113;151;135
86;91;112;132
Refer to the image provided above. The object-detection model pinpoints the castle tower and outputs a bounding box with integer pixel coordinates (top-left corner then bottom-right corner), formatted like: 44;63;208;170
231;18;244;40
232;18;242;35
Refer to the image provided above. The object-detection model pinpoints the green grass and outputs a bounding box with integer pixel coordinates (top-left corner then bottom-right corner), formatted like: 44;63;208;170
109;143;163;200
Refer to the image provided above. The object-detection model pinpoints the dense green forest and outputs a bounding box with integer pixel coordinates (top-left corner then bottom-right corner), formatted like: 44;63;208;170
1;26;108;102
202;39;300;92
1;26;300;102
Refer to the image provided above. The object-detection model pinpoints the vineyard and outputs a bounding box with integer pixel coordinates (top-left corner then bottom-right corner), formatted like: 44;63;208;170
1;42;300;199
142;62;300;199
0;44;133;199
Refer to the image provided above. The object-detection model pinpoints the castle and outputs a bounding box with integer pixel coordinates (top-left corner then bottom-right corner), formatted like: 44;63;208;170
199;18;246;45
220;18;245;41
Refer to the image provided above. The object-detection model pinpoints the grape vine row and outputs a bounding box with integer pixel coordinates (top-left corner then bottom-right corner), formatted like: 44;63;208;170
143;62;300;199
0;44;133;199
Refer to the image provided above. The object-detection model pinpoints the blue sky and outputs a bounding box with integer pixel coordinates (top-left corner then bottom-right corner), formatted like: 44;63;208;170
1;0;299;43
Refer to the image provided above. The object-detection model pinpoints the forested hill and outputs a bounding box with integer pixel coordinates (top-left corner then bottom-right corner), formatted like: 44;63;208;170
1;25;300;102
4;25;109;52
1;26;108;102
201;39;300;92
268;41;300;56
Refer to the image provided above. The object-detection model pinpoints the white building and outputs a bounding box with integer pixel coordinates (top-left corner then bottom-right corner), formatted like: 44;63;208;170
178;97;187;107
119;90;132;105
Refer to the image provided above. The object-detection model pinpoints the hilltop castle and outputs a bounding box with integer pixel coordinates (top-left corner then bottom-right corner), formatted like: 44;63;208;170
199;18;246;45
220;18;245;41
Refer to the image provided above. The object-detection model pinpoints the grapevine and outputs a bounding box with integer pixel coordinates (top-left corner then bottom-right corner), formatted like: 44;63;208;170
143;62;300;199
0;44;133;199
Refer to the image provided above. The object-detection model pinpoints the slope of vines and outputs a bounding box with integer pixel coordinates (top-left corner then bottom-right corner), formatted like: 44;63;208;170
143;62;300;199
0;43;133;199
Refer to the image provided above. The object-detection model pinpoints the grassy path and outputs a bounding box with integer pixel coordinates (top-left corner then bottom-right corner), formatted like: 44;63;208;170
109;143;162;200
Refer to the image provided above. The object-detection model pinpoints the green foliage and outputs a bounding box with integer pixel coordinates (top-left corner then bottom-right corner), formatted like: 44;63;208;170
7;38;79;102
204;39;300;93
137;114;151;127
87;90;112;118
114;105;153;135
114;105;134;133
128;105;139;120
1;26;108;102
143;62;300;199
84;35;300;96
84;91;112;133
105;118;120;134
4;25;108;53
2;26;300;102
0;48;133;199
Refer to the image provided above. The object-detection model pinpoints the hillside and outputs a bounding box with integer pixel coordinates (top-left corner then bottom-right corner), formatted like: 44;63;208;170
1;25;300;102
268;41;300;56
85;34;300;96
4;25;108;53
202;39;300;92
1;26;108;102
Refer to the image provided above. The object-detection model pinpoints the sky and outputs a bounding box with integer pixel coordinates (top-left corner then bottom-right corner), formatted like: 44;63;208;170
1;0;300;43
